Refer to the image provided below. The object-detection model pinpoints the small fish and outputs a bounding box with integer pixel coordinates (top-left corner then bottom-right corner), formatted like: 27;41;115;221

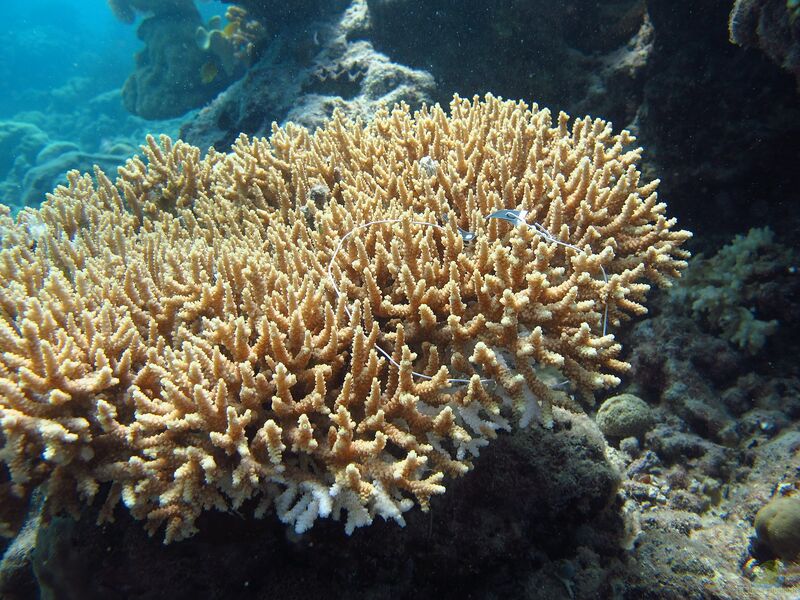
486;208;529;226
200;61;218;84
441;213;477;243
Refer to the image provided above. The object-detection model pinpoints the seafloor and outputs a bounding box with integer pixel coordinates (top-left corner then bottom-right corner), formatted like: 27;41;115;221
0;1;799;599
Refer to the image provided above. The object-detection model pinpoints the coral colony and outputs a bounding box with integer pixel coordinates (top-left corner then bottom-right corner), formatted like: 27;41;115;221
0;95;690;542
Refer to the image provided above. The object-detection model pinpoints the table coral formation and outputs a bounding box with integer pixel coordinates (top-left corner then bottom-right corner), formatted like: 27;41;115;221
0;95;690;542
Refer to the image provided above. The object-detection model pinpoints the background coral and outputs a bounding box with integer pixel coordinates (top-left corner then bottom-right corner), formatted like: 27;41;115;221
117;0;239;119
107;0;196;24
195;6;266;80
667;227;790;354
754;495;800;562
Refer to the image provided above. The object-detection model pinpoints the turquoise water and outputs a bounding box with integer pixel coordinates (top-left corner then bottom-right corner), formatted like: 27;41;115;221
0;0;228;213
0;0;227;117
1;1;137;117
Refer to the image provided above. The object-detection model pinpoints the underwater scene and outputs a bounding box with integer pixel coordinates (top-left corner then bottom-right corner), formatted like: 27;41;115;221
0;1;799;598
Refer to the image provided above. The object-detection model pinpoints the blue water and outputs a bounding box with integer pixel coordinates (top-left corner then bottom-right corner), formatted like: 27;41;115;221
0;2;799;598
0;0;228;213
2;1;134;117
0;0;227;117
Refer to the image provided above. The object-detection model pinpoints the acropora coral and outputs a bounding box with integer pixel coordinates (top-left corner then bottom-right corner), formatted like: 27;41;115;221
0;94;691;542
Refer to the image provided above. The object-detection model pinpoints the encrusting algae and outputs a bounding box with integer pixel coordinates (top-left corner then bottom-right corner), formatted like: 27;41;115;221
0;94;691;542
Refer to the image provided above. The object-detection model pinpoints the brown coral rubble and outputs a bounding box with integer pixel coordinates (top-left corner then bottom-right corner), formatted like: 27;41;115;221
0;94;690;542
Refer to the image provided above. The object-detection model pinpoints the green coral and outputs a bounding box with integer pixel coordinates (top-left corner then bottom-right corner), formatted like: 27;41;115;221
670;228;783;354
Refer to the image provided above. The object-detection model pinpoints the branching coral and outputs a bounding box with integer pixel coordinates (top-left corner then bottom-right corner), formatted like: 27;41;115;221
669;227;783;354
0;94;690;542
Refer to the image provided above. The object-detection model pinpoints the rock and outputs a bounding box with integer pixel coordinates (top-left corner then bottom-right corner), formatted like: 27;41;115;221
0;491;44;600
729;0;800;90
180;1;434;150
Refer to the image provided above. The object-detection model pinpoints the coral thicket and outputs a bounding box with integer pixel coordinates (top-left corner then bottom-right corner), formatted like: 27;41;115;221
0;95;690;542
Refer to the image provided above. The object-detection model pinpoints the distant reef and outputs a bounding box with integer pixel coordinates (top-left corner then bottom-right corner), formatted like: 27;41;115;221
0;119;129;209
0;84;182;212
